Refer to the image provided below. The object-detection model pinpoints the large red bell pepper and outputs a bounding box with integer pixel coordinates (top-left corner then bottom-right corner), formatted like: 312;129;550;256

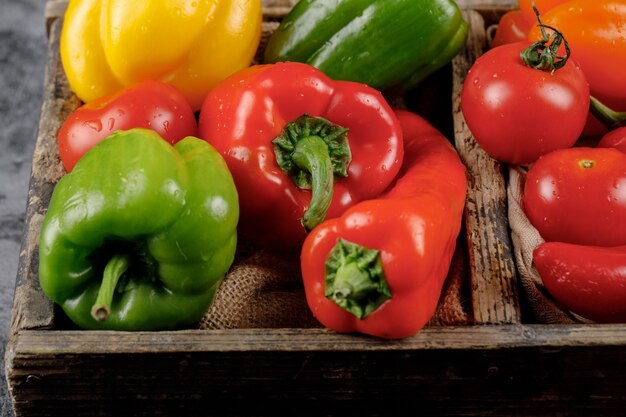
198;62;403;250
300;109;467;339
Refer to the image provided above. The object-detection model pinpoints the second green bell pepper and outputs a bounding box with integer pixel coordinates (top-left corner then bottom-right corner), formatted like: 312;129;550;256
264;0;468;94
39;128;239;330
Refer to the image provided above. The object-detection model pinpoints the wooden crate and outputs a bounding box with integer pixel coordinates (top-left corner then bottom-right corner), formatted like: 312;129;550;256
5;1;626;416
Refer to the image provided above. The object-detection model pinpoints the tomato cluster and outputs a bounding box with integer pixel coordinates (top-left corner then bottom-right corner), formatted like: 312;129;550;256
461;3;626;323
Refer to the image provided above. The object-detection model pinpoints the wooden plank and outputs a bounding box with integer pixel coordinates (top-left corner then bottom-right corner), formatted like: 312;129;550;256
7;326;626;417
11;325;626;354
461;0;517;7
451;11;522;324
44;0;519;20
44;0;518;25
44;0;303;21
9;13;81;337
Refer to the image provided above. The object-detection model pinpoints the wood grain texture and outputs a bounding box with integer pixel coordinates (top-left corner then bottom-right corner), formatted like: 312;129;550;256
452;10;522;324
8;15;80;337
7;326;626;417
11;325;626;354
44;0;519;19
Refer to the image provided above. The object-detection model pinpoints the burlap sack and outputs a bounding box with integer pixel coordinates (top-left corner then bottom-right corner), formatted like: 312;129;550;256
507;167;592;324
200;238;472;330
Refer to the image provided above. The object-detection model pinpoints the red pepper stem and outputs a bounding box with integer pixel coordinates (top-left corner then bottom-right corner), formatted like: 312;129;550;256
324;239;391;319
589;96;626;130
91;253;131;321
272;114;351;232
291;135;334;231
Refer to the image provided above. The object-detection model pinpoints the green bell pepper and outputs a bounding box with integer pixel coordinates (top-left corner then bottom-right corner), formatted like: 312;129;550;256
264;0;468;94
39;128;239;330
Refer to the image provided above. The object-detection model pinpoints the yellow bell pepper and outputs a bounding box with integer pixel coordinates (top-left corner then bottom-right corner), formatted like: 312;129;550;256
60;0;262;110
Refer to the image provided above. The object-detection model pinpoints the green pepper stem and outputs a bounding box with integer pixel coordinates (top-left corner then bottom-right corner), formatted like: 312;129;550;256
272;115;351;232
91;253;131;321
324;239;391;319
291;135;334;231
589;96;626;130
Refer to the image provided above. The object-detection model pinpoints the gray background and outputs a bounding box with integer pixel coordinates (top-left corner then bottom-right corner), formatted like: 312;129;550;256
1;0;47;415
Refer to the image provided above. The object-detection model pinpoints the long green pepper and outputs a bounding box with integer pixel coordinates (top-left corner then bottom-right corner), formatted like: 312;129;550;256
264;0;468;94
39;128;239;330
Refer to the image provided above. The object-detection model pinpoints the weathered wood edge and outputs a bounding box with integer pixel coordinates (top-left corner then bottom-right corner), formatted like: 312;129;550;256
10;324;626;355
8;326;626;417
43;0;520;21
9;12;81;338
451;11;522;324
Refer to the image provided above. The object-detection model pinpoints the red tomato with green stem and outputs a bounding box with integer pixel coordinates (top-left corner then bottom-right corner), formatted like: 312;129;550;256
58;80;198;172
461;26;589;165
523;147;626;247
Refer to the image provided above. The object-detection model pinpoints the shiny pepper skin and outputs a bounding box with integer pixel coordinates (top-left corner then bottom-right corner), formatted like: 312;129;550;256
60;0;262;110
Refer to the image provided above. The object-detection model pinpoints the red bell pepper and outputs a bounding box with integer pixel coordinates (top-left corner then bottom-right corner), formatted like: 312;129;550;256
534;242;626;323
198;62;403;250
300;109;467;339
57;80;197;172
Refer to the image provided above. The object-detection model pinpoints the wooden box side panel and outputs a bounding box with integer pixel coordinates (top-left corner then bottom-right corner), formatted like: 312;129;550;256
452;10;522;324
7;326;626;416
10;11;80;335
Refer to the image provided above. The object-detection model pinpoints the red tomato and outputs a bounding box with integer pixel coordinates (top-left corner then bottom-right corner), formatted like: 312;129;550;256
461;41;589;165
523;147;626;247
598;127;626;154
491;10;533;49
58;80;198;172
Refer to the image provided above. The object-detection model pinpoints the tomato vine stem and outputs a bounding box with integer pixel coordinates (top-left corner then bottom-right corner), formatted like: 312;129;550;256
519;2;571;71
